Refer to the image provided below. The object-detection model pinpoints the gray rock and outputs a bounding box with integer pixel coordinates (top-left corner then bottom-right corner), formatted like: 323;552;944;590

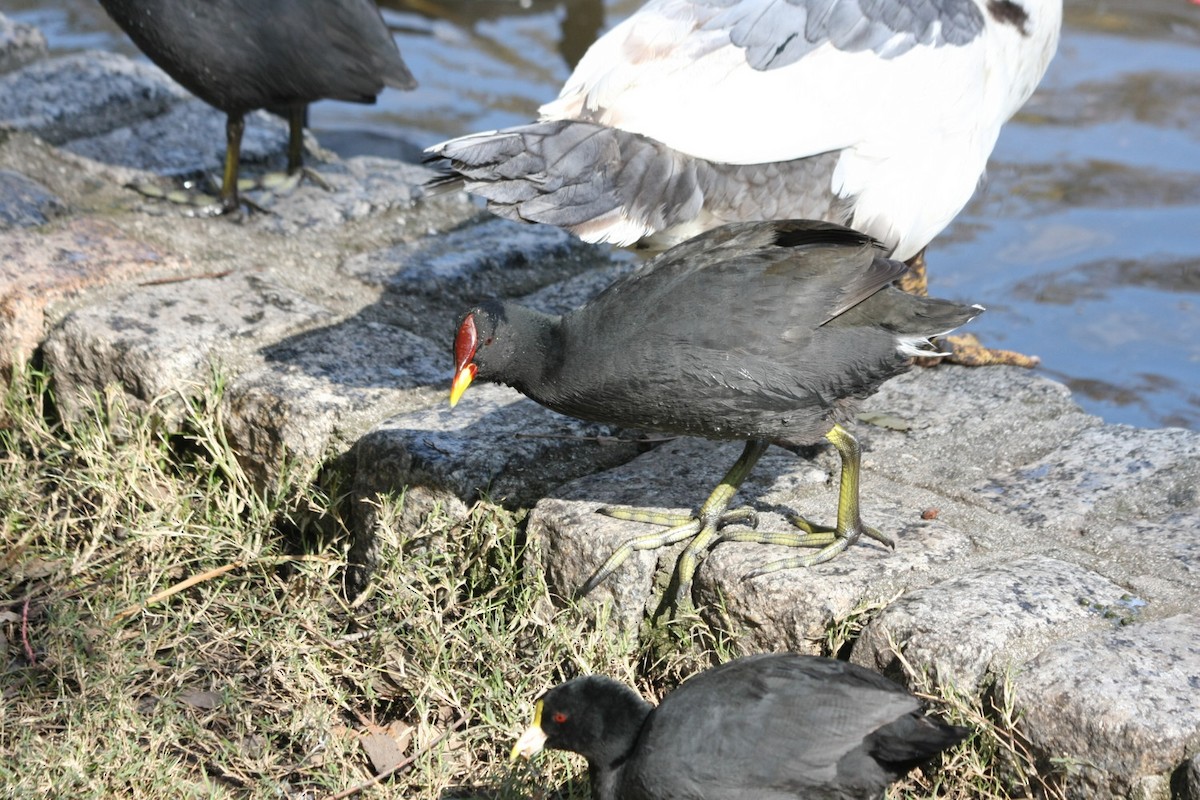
856;365;1100;496
0;52;186;145
346;382;644;594
246;156;429;235
695;470;996;653
0;169;65;229
1005;613;1200;798
223;317;447;485
42;273;334;424
1;218;193;372
527;436;983;636
65;99;287;179
975;424;1200;531
1062;510;1200;618
353;383;641;510
340;217;607;337
849;555;1138;691
0;13;47;75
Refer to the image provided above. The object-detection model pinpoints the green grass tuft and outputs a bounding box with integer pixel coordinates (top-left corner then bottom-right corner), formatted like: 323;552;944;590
2;367;1063;798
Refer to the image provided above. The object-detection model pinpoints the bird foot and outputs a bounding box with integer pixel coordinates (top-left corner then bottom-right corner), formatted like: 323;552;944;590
915;333;1040;368
723;514;893;580
578;506;758;602
124;178;271;217
598;505;757;530
124;164;328;217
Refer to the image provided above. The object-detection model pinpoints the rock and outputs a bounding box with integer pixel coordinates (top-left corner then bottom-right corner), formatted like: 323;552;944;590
340;216;606;337
222;317;447;485
42;272;334;424
526;436;981;636
849;555;1138;691
1064;510;1200;618
0;13;47;75
856;365;1100;496
0;169;65;229
976;424;1200;530
1;219;190;374
1004;614;1200;798
246;156;430;235
64;99;287;179
0;52;186;145
346;382;644;595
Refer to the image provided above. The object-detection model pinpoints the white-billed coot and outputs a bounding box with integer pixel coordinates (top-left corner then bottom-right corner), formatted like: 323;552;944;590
426;0;1058;366
98;0;416;215
512;652;968;800
450;219;981;602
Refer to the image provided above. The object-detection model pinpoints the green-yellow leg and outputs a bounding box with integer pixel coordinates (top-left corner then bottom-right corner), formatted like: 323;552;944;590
130;108;326;214
215;111;247;214
578;440;769;601
735;424;893;579
278;105;331;192
286;106;306;173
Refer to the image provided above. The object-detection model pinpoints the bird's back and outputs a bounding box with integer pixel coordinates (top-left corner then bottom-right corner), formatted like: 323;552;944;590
544;222;947;444
622;653;962;799
99;0;414;113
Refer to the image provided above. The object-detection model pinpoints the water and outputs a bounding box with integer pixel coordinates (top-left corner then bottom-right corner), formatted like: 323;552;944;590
7;0;1199;430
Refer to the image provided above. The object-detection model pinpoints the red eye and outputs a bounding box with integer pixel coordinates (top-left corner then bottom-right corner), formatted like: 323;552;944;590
552;711;568;724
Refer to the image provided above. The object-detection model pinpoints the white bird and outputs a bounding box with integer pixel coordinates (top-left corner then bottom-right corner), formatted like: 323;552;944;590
426;0;1061;271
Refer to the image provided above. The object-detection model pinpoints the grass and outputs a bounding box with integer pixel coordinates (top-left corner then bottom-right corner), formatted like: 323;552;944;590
1;367;1063;799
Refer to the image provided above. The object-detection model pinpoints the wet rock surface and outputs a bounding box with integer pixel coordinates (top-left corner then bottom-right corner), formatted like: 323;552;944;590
2;36;1198;799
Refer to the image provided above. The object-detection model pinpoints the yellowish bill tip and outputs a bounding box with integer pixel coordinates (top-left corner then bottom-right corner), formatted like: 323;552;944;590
449;364;476;408
510;699;546;762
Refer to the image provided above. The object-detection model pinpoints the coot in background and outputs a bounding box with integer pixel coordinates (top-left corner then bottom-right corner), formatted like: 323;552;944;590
97;0;416;214
426;0;1061;284
450;220;981;601
512;652;968;800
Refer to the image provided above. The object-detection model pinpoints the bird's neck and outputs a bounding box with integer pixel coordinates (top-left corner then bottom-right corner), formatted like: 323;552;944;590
494;303;564;401
589;762;621;800
584;692;653;800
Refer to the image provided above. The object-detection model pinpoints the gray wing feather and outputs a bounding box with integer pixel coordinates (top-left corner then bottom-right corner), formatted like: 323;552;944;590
427;121;845;245
430;121;702;235
696;0;986;68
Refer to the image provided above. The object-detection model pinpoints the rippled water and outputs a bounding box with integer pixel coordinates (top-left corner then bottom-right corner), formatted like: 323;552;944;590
8;0;1200;429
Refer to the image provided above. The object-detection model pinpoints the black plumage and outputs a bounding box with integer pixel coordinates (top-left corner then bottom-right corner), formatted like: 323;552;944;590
512;652;969;800
450;220;981;599
98;0;416;213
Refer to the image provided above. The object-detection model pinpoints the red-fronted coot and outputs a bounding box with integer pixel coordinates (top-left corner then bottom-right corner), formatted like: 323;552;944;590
450;220;981;601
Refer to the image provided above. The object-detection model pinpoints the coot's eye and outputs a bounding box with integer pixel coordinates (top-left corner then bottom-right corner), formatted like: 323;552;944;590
484;337;494;346
552;711;568;724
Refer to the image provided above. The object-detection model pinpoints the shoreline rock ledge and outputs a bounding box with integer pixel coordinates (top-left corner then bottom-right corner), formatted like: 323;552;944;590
2;17;1198;799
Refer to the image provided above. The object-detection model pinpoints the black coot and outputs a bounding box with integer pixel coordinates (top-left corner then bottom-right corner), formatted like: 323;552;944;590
450;220;981;600
98;0;416;214
512;653;968;800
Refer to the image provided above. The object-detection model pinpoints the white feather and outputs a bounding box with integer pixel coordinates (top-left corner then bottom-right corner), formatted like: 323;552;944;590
434;0;1063;261
538;0;1062;260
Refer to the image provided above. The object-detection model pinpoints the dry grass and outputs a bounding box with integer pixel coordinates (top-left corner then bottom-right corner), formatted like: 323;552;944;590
1;367;1061;799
